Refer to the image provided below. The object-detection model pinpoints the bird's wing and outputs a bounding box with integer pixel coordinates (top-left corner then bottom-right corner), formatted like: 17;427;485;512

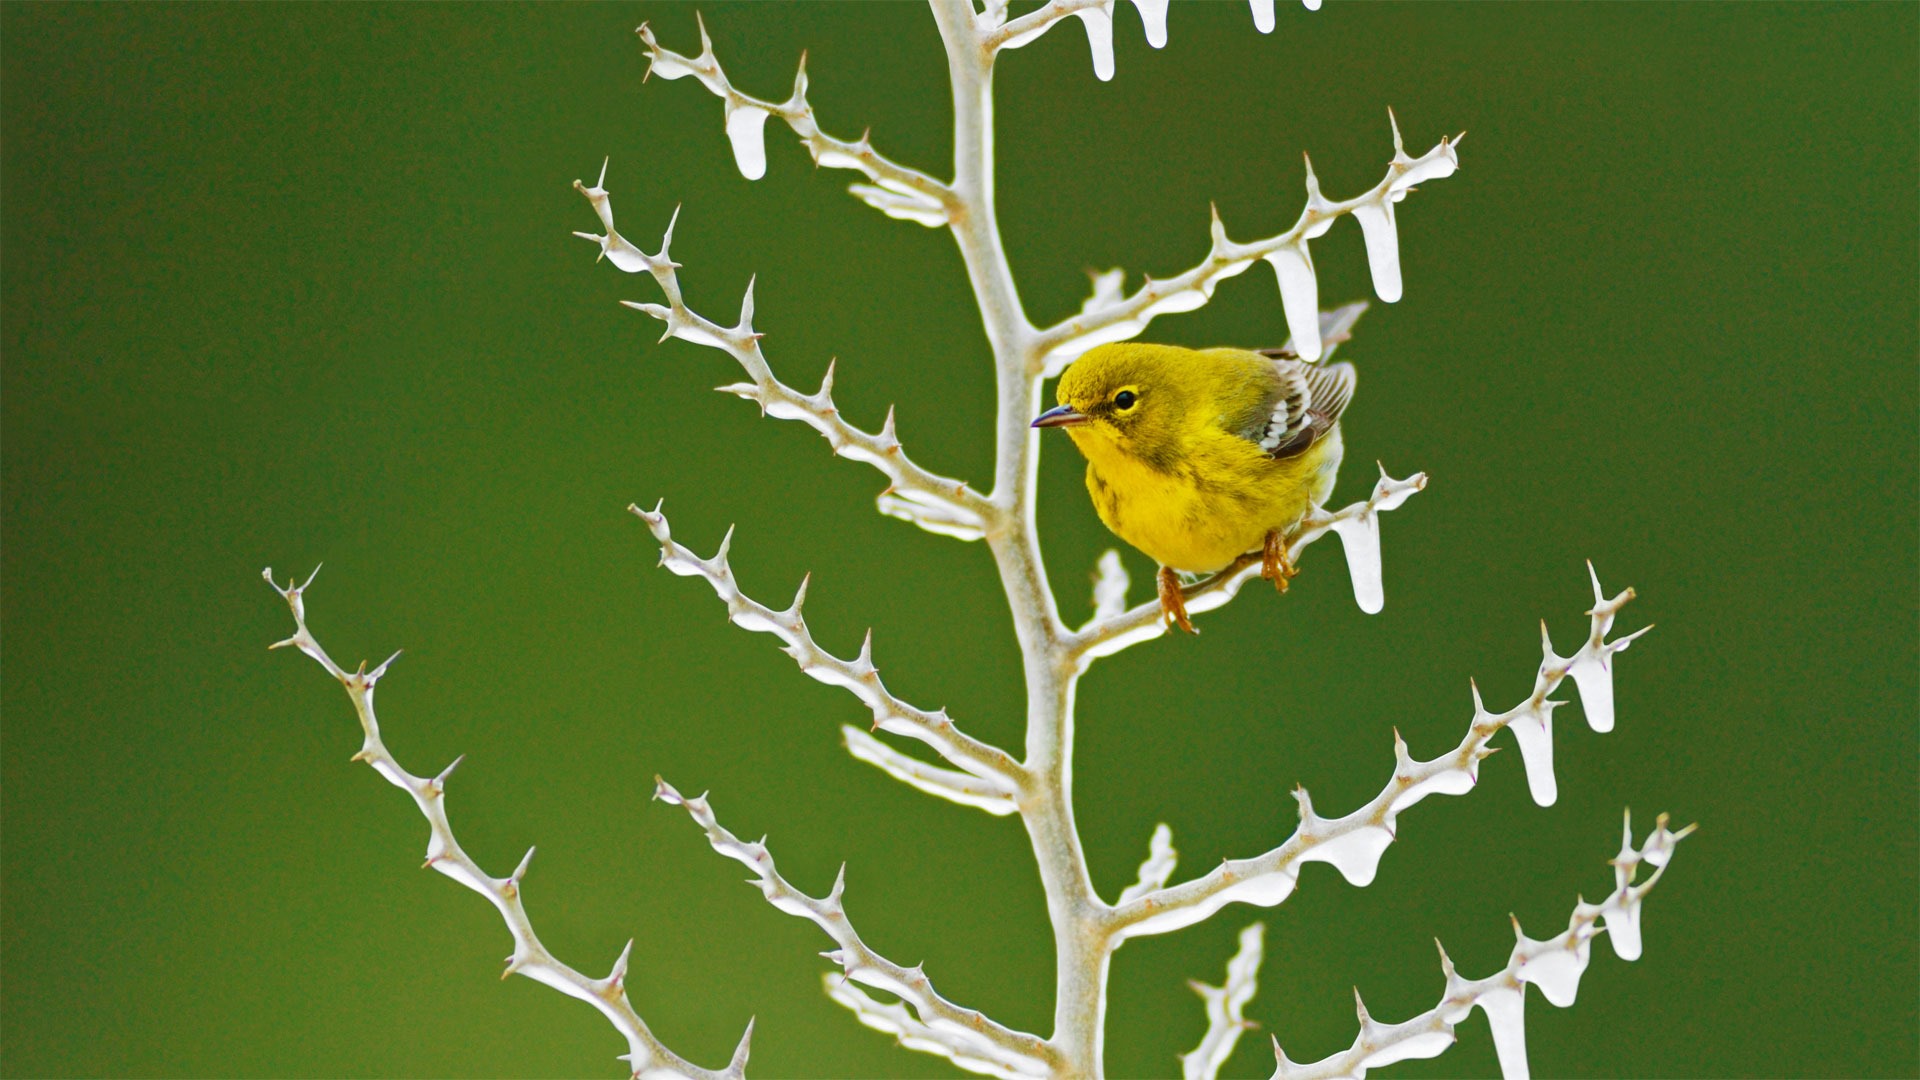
1250;358;1356;459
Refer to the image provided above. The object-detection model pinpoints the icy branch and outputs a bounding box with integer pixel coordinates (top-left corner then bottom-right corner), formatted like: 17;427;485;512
841;725;1020;816
1035;115;1461;373
630;502;1024;787
1068;467;1426;663
1181;923;1266;1080
1268;812;1695;1080
574;165;991;539
653;779;1056;1077
260;568;743;1080
1103;567;1648;940
981;0;1312;79
637;19;954;224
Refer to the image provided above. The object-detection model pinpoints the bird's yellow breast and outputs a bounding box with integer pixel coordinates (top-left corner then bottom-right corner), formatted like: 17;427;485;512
1073;424;1343;573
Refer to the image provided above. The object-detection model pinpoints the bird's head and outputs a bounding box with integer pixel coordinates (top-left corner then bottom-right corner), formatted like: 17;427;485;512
1032;344;1192;471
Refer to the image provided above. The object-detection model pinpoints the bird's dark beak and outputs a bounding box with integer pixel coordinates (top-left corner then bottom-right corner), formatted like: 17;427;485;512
1032;404;1088;429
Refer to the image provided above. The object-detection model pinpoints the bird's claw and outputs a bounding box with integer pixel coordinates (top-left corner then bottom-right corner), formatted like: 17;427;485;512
1261;529;1298;593
1157;566;1197;634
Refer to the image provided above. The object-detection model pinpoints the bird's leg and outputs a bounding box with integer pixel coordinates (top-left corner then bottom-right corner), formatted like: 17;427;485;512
1262;529;1298;593
1157;566;1197;634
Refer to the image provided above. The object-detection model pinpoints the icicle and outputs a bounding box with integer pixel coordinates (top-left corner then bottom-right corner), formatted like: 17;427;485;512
725;102;771;180
1514;928;1591;1008
1601;895;1645;961
1129;0;1169;47
1351;198;1403;303
1329;511;1384;613
1568;651;1616;734
1265;243;1321;361
1476;986;1530;1080
1092;550;1130;620
1074;4;1116;82
1249;0;1276;33
1506;702;1559;807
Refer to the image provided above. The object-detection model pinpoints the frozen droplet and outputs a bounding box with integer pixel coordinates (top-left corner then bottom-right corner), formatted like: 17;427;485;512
1129;0;1169;47
1265;245;1321;361
1074;5;1116;81
1299;820;1395;886
725;103;771;180
1330;511;1385;613
1569;652;1616;733
1249;0;1276;33
1506;704;1558;807
648;53;698;81
1476;986;1530;1080
1391;139;1460;193
1301;0;1322;9
1351;199;1404;303
1142;287;1209;317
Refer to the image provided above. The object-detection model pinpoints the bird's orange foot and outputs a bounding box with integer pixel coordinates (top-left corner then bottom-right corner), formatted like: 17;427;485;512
1262;529;1298;594
1157;566;1197;634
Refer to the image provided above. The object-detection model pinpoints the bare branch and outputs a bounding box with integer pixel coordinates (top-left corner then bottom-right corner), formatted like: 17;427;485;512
1105;570;1649;940
1035;117;1461;374
1067;468;1426;663
573;167;992;539
1181;923;1266;1080
654;779;1057;1076
841;725;1020;816
1268;812;1695;1080
261;568;743;1080
637;19;955;224
630;503;1025;787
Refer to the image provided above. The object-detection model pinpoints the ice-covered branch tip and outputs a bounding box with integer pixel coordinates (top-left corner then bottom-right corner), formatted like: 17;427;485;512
260;568;742;1080
574;165;990;540
1269;812;1695;1080
652;778;1056;1078
636;18;953;225
1102;566;1649;940
629;502;1024;788
982;0;1317;80
1070;466;1426;662
1181;923;1266;1080
1037;113;1460;374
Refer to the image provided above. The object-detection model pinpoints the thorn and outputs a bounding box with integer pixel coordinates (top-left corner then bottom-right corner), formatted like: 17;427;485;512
1353;987;1371;1023
510;846;537;885
596;156;609;189
728;1016;756;1075
791;572;812;614
1469;677;1486;714
432;754;466;792
1388;106;1406;155
1586;559;1605;602
1435;938;1457;978
300;564;323;592
1301;151;1323;201
368;648;402;682
609;939;634;988
350;749;375;763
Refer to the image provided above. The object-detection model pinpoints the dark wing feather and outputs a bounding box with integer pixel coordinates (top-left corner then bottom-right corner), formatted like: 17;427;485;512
1254;359;1356;460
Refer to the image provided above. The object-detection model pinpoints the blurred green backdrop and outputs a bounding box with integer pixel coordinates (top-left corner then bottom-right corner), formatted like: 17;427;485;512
4;3;1914;1078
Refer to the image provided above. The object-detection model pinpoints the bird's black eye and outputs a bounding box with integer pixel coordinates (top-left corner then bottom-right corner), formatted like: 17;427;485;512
1114;390;1137;410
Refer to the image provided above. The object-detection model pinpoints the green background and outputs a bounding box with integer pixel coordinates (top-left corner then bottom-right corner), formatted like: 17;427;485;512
4;3;1914;1077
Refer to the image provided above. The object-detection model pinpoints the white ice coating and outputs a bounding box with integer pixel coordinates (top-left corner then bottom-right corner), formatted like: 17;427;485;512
1250;0;1276;33
1074;4;1116;82
1350;199;1402;303
1266;244;1323;361
1181;923;1266;1080
725;103;771;179
1130;0;1170;47
1505;702;1561;807
850;180;951;228
1269;817;1692;1080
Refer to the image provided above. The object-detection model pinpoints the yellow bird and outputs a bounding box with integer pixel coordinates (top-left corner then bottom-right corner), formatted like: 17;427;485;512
1033;342;1355;633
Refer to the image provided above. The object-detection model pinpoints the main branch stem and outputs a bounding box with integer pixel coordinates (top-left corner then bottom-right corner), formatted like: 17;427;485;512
930;2;1108;1074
